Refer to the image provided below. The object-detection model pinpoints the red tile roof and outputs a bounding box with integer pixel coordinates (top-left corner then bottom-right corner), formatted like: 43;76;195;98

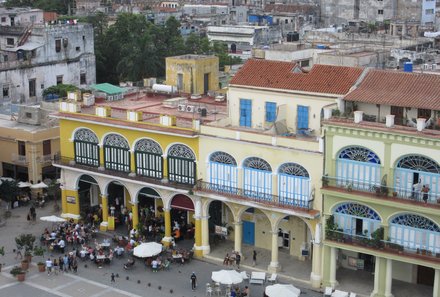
230;59;363;95
344;69;440;110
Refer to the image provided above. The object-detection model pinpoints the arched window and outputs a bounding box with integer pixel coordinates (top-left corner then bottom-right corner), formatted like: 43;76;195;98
167;144;196;184
394;155;440;201
337;146;381;190
389;213;440;254
135;139;163;179
103;134;130;172
333;203;381;236
74;129;99;166
278;163;310;207
243;157;272;201
209;152;238;192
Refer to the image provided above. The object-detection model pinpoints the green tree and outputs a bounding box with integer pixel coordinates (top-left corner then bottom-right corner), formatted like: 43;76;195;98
0;180;20;209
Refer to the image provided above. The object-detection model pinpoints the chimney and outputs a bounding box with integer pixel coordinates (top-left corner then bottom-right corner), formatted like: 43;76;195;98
416;118;426;131
354;111;363;123
385;115;395;128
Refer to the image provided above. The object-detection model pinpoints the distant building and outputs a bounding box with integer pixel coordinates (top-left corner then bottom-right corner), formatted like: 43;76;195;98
0;8;96;104
165;55;219;95
0;103;60;182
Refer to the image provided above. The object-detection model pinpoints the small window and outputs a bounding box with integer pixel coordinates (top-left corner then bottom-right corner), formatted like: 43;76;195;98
1;17;6;22
3;86;9;98
40;84;44;89
43;140;51;155
29;79;36;97
31;50;36;58
56;75;63;85
18;141;26;156
3;55;8;62
300;59;310;67
80;73;86;85
76;46;80;52
6;38;14;46
25;112;32;118
378;9;384;15
425;9;434;15
55;39;61;52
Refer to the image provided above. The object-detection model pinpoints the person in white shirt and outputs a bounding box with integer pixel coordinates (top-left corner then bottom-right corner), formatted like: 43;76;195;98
45;258;53;275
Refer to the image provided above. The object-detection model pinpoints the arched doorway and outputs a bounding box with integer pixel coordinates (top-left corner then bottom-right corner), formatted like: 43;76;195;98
208;200;234;246
77;174;100;215
170;194;195;246
106;181;129;228
136;187;162;241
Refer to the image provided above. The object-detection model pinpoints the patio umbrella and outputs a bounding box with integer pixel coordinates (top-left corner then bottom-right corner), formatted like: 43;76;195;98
31;182;48;189
18;181;32;188
211;270;243;285
265;284;301;297
133;242;163;258
40;215;66;223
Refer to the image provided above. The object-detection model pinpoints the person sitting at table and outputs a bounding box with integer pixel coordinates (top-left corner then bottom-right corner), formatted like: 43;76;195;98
241;286;249;297
230;288;237;297
114;245;124;257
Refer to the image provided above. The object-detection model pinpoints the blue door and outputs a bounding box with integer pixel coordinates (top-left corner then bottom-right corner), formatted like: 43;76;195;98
240;99;252;127
297;105;309;131
242;221;255;245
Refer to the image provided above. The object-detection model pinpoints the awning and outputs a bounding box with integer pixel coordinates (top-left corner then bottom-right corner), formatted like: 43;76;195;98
6;42;44;52
170;194;194;211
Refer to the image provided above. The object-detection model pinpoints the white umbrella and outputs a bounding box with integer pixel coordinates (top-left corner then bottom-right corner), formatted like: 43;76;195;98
18;181;32;188
31;182;48;189
40;215;66;223
211;270;243;285
265;284;301;297
133;242;163;258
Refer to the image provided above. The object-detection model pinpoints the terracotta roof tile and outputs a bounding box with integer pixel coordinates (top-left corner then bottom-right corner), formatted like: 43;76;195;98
230;59;363;95
344;69;440;110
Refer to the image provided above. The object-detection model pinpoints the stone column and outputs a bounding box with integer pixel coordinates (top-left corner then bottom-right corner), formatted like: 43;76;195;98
234;221;242;254
201;215;211;255
61;188;67;215
310;243;322;288
268;231;280;273
161;208;172;247
131;202;139;229
329;247;337;288
194;199;203;258
371;257;393;297
100;194;109;231
433;269;440;297
385;259;393;297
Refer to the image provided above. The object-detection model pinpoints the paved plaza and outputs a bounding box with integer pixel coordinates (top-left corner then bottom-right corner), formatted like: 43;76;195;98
0;202;323;297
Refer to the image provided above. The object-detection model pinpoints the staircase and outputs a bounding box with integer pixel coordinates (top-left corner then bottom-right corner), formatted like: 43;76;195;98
17;24;33;47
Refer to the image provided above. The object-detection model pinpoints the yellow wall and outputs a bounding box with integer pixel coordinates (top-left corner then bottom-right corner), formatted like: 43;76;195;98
59;119;199;179
165;55;219;94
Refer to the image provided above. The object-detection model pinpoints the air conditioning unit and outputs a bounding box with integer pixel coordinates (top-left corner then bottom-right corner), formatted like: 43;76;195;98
196;106;203;113
186;105;195;112
178;104;186;112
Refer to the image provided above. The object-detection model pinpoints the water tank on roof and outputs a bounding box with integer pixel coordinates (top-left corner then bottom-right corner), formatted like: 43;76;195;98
152;84;177;94
287;32;299;42
316;44;327;49
404;62;413;73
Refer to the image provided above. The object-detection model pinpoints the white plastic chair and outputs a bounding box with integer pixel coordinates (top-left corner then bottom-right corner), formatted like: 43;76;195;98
206;283;213;296
240;271;250;282
267;273;277;283
324;287;333;297
349;293;356;297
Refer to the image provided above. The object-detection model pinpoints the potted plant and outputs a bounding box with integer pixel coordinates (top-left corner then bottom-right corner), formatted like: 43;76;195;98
10;266;25;282
392;191;398;197
21;259;29;270
15;234;36;263
33;246;46;272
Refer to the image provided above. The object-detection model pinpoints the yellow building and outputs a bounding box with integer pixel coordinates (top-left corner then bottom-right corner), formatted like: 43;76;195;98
195;59;364;287
165;55;219;95
0;103;60;183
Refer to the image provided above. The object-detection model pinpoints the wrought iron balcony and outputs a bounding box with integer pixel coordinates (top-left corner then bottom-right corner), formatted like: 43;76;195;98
53;157;193;191
11;153;27;165
325;229;440;263
322;175;440;208
195;180;314;212
40;154;53;164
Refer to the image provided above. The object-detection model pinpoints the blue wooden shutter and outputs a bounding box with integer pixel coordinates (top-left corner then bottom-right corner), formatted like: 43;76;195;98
240;99;252;127
265;102;276;122
297;105;309;130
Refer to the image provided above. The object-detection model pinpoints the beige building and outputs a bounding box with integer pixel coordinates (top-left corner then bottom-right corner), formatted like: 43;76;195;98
165;55;219;95
0;103;60;183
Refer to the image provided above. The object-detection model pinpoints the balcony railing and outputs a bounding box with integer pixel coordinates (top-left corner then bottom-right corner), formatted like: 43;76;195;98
195;180;314;211
40;154;53;163
322;175;440;206
53;157;193;191
326;230;440;263
11;154;27;164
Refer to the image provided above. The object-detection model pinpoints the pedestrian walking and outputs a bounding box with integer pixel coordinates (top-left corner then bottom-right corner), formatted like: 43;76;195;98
45;258;53;276
53;258;59;275
63;254;69;272
190;272;197;291
111;273;115;283
235;253;241;270
252;250;257;267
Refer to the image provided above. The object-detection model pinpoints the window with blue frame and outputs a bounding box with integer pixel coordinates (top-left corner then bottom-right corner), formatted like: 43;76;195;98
265;102;276;122
297;105;309;131
239;99;252;127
